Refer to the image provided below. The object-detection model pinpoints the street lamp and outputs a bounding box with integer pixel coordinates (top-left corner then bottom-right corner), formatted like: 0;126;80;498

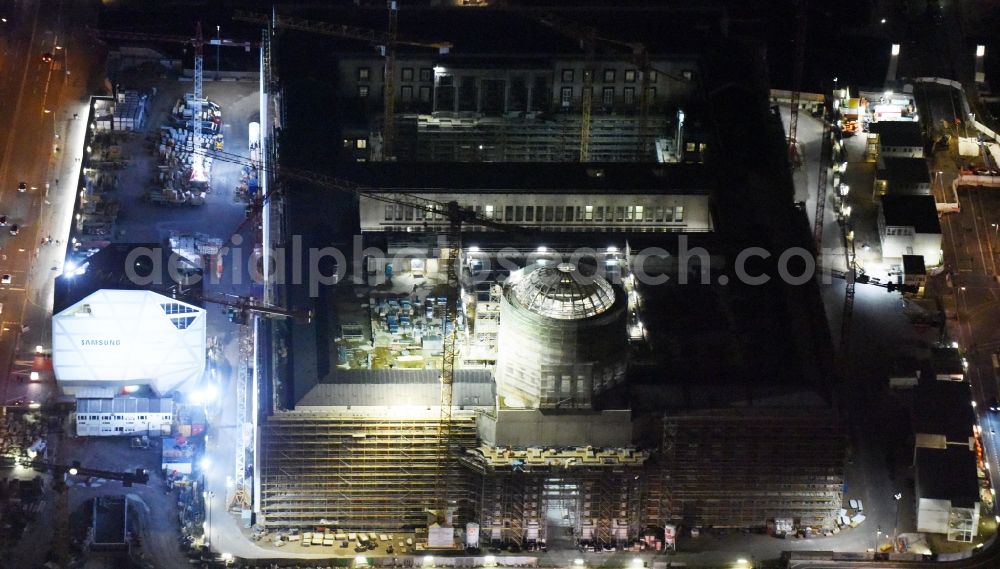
892;492;902;551
216;25;221;80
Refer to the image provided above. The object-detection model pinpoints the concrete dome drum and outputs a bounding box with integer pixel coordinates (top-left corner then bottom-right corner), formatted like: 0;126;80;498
509;262;617;320
495;262;628;409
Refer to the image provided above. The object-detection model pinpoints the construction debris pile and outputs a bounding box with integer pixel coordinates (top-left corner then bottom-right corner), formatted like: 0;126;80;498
145;97;224;206
92;89;150;132
169;231;223;272
76;133;126;238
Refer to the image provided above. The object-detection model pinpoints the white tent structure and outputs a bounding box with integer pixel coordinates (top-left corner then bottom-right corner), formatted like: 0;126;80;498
53;290;207;396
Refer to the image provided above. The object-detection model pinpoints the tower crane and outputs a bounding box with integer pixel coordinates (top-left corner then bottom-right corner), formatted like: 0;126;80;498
787;3;808;169
93;24;259;142
233;8;453;161
191;145;522;524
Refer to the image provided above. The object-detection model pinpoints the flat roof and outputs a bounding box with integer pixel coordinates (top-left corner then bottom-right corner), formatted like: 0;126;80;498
915;447;978;507
914;377;975;442
872;121;923;147
337;162;712;194
881;195;941;234
296;369;495;408
286;6;726;58
877;157;931;186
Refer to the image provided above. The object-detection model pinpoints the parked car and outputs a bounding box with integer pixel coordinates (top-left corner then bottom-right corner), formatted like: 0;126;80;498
9;225;18;236
0;216;8;226
41;52;53;63
989;397;1000;413
17;182;27;192
0;275;10;284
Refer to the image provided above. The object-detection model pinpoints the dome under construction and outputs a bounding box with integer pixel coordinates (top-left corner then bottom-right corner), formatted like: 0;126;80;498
495;262;628;409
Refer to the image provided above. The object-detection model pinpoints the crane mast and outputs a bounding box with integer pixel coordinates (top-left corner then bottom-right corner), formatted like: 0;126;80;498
787;5;807;168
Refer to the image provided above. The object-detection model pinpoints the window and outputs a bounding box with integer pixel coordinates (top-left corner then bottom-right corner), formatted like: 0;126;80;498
674;206;684;222
686;142;697;152
649;70;658;83
404;207;414;221
603;69;616;82
402;68;414;81
505;206;514;221
565;206;574;221
648;87;657;101
596;206;605;222
575;207;584;221
585;205;593;221
616;207;625;222
682;69;694;80
357;67;370;81
635;205;644;220
624;87;635;105
419;86;431;102
562;69;574;82
401;85;413;102
385;206;394;220
602;87;614;106
357;139;368;149
544;206;554;222
626;206;634;221
644;206;655;221
515;206;524;222
485;204;495;219
555;206;564;222
358;85;369;98
395;205;404;220
525;206;535;222
420;68;433;82
561;87;573;107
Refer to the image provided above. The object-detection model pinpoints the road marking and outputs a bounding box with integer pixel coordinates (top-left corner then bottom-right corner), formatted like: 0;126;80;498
0;0;43;186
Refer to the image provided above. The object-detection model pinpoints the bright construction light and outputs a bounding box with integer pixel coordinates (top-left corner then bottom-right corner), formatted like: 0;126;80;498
484;555;497;567
221;553;234;562
880;18;886;24
736;560;749;567
355;556;369;566
972;400;978;409
977;45;986;57
122;385;140;394
607;246;619;253
200;456;211;471
952;341;960;348
423;555;435;567
631;558;643;566
29;372;39;381
191;383;219;405
891;44;900;56
573;560;585;567
28;402;40;409
839;184;850;196
64;261;76;274
468;246;480;253
433;66;445;74
69;467;78;475
35;345;44;354
537;246;548;253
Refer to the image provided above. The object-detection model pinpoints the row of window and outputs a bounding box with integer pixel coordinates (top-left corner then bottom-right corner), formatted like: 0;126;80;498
561;86;656;107
384;203;684;223
358;67;434;82
884;227;914;236
78;414;171;421
357;66;695;85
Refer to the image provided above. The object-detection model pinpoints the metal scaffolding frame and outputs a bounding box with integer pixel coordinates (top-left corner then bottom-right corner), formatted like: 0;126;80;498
259;414;477;529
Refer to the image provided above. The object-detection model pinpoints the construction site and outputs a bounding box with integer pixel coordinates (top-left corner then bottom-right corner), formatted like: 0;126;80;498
237;3;850;553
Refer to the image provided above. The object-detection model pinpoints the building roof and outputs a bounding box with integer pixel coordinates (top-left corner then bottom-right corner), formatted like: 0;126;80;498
913;377;975;443
284;6;725;58
296;369;495;408
881;195;941;234
872;121;923;148
508;263;618;320
930;347;964;377
338;162;712;194
76;397;174;414
877;157;931;187
52;290;207;395
915;446;979;507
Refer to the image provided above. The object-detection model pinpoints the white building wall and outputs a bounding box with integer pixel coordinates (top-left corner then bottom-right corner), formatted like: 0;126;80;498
76;411;173;437
916;497;951;534
360;192;712;233
880;228;941;266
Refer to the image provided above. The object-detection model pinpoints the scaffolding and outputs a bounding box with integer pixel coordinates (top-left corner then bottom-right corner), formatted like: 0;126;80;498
648;409;846;530
395;114;670;163
259;413;478;529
